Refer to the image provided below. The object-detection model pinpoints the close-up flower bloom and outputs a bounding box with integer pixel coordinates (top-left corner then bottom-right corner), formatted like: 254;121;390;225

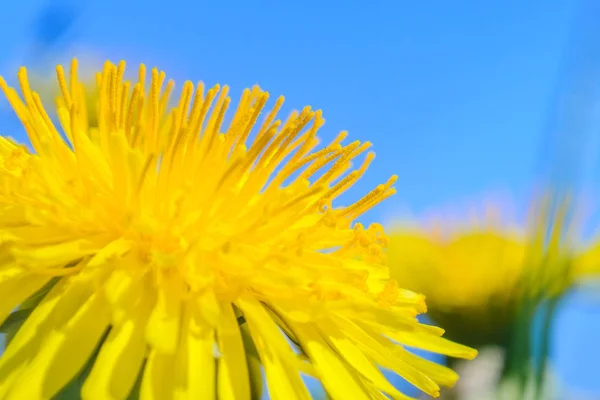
0;59;476;400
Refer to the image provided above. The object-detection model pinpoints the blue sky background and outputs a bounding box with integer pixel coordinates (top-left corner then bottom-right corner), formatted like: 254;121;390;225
1;0;600;398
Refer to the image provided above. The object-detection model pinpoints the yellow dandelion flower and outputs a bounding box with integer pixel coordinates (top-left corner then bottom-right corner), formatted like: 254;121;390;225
573;245;600;277
388;214;525;347
571;214;600;279
387;197;577;348
0;59;476;400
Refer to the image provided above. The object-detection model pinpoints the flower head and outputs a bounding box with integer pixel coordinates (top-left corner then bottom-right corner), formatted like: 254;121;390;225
387;196;578;348
388;213;525;347
573;244;600;278
0;59;476;400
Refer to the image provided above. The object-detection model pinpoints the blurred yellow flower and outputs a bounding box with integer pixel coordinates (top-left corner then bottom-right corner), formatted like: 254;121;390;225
28;65;100;128
0;59;476;400
571;240;600;280
388;222;524;346
387;198;577;348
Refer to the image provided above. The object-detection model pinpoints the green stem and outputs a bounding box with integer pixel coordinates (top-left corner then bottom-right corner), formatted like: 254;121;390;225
501;299;535;400
532;296;560;400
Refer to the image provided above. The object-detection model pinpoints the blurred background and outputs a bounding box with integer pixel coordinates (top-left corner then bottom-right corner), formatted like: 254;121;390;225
1;0;600;399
